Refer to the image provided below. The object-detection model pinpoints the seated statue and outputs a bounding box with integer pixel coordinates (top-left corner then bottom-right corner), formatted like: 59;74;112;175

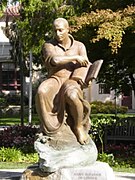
35;17;92;145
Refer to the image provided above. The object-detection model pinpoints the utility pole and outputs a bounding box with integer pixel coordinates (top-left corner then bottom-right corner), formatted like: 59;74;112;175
20;39;24;126
28;50;33;124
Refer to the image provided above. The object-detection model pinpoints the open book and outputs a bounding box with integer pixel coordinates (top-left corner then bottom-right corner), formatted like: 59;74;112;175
71;59;103;87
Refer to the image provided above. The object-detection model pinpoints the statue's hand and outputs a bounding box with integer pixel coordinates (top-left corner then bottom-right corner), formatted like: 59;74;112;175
76;56;89;67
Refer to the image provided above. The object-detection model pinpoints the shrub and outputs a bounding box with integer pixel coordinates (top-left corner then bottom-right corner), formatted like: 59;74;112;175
22;153;38;163
0;97;7;106
97;152;135;169
0;147;38;162
90;114;135;153
0;125;39;153
0;93;29;106
91;101;128;114
98;153;116;167
90;114;116;153
105;143;135;158
6;94;21;105
116;106;129;114
0;93;7;107
0;147;22;162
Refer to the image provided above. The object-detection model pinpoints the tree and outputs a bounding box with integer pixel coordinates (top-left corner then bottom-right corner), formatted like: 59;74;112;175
0;0;135;95
70;4;135;95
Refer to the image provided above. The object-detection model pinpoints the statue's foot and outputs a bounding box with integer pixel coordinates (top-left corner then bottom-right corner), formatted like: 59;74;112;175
74;126;89;145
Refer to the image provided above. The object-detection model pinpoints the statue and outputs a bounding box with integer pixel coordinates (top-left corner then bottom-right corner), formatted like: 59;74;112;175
34;17;103;173
22;18;115;180
35;17;92;145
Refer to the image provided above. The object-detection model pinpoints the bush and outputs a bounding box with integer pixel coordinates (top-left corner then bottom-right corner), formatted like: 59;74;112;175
0;147;22;162
0;125;39;153
0;147;38;163
0;93;29;106
6;94;29;105
90;114;135;153
90;114;116;153
0;93;7;107
105;143;135;158
0;97;7;107
6;94;21;105
91;101;128;114
98;153;116;167
98;152;135;170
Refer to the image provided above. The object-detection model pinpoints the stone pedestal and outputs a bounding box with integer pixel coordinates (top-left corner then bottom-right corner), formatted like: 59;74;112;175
34;124;98;172
21;162;115;180
23;124;115;179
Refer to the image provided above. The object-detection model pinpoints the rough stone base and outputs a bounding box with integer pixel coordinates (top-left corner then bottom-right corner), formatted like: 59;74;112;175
34;124;98;172
21;161;115;180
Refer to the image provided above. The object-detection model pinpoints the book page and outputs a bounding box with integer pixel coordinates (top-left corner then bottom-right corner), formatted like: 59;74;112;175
85;60;103;84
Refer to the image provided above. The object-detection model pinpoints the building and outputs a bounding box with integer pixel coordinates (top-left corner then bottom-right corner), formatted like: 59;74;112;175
0;19;20;94
84;81;135;111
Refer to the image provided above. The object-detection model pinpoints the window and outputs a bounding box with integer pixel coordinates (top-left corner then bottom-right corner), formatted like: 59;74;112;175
0;63;20;91
99;83;110;94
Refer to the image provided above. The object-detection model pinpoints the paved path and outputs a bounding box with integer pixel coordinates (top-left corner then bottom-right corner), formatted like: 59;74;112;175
115;172;135;180
0;169;135;179
0;169;24;179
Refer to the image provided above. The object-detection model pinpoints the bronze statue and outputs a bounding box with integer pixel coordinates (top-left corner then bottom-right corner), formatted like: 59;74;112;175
35;18;92;145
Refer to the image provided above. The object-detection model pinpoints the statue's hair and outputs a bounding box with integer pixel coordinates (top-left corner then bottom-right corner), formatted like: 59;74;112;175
53;18;69;28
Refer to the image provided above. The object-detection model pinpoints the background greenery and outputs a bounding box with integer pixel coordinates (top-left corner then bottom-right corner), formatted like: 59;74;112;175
0;0;134;95
0;110;135;172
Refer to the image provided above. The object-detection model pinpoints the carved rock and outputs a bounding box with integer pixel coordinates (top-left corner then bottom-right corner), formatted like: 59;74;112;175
21;162;115;180
34;123;98;173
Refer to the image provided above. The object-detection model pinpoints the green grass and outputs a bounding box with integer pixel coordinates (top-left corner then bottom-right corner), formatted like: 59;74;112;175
91;113;135;118
0;114;39;126
0;162;135;173
0;117;25;126
1;113;134;126
113;166;135;173
0;162;36;169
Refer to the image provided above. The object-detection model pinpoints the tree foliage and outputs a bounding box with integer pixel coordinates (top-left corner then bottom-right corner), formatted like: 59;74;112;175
70;3;135;94
0;0;135;94
71;6;135;53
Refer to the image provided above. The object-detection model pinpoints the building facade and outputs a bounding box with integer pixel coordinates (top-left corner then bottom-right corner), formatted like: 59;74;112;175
84;81;135;110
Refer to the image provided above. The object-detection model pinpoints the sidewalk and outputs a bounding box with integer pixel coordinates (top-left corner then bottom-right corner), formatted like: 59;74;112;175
0;169;24;179
0;169;135;179
115;172;135;180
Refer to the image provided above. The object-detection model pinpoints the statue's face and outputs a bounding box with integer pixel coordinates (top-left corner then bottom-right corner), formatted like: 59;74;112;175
53;21;69;43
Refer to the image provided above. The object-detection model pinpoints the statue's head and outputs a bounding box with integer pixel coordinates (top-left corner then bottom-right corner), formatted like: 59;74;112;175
53;18;69;43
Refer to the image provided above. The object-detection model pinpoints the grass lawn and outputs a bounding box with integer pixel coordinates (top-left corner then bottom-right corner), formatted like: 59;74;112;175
0;162;34;169
113;166;135;173
0;162;135;174
0;114;39;126
1;113;134;126
0;117;25;126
